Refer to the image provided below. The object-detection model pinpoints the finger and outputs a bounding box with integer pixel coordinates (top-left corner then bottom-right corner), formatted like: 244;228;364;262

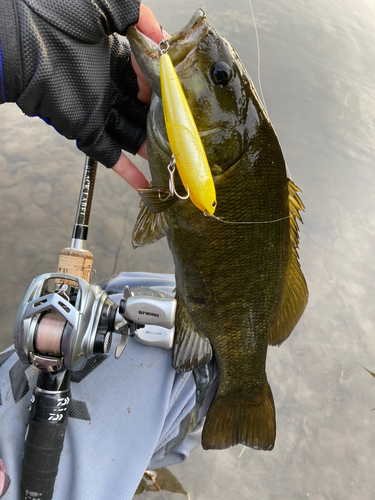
137;138;148;160
131;53;151;103
136;5;165;43
133;6;170;102
111;151;149;190
0;460;10;499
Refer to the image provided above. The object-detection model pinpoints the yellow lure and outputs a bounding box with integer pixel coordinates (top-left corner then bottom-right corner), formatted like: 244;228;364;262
159;52;217;215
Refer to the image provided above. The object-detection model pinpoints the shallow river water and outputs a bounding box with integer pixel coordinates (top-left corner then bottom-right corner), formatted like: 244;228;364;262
1;0;375;498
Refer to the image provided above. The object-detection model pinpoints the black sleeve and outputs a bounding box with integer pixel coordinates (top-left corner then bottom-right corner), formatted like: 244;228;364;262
0;0;22;102
0;0;149;167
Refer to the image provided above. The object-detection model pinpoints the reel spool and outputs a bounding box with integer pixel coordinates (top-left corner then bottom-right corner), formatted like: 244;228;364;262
14;273;117;373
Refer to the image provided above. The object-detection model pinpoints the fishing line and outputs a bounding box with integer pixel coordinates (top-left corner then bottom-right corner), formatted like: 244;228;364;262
238;445;247;458
248;0;268;117
206;212;299;225
247;0;292;180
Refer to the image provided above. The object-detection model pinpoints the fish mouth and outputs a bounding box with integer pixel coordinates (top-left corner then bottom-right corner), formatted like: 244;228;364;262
128;10;242;176
127;9;209;98
128;11;222;157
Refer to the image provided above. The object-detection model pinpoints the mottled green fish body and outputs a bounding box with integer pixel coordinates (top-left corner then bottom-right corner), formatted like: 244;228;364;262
127;10;308;451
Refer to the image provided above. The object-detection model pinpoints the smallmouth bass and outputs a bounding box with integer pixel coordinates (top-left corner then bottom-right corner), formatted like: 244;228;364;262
127;10;308;451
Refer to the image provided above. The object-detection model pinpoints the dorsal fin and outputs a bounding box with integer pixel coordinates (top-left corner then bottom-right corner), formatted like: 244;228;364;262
132;199;169;248
172;292;213;372
269;179;308;345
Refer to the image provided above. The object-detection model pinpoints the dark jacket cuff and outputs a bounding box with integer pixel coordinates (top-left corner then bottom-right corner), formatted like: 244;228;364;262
0;0;22;103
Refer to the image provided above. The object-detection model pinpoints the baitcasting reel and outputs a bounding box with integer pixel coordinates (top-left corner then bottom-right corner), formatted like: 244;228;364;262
14;272;177;374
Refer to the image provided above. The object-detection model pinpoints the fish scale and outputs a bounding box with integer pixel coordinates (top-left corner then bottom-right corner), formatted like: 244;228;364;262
128;9;308;451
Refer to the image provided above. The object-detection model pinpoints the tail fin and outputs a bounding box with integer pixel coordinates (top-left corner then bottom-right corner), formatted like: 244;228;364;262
202;381;276;451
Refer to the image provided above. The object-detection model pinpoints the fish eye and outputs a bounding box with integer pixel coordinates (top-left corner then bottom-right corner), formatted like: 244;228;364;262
210;61;232;85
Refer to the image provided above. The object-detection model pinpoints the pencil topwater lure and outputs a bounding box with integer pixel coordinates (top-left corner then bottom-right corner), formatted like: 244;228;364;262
159;37;217;216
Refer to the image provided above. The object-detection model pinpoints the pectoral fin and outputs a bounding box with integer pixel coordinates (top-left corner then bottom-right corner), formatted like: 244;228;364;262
132;200;169;248
269;179;308;345
137;187;178;214
172;293;213;372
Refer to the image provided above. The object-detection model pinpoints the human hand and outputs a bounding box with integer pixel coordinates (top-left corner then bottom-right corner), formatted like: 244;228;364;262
113;5;168;189
112;4;162;189
0;459;10;499
4;0;160;183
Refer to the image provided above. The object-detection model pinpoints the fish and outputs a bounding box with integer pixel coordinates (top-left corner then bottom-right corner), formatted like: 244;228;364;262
127;9;308;451
159;49;217;215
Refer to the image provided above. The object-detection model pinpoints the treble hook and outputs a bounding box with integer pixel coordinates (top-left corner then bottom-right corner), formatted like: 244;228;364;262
159;155;190;202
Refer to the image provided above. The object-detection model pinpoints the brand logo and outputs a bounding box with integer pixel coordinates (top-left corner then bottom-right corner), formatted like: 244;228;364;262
138;310;160;318
145;330;162;336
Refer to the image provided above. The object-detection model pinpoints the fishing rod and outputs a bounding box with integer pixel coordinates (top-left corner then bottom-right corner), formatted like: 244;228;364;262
14;156;176;500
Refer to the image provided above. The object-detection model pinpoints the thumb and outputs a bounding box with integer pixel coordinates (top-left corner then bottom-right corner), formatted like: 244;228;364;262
135;5;168;43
